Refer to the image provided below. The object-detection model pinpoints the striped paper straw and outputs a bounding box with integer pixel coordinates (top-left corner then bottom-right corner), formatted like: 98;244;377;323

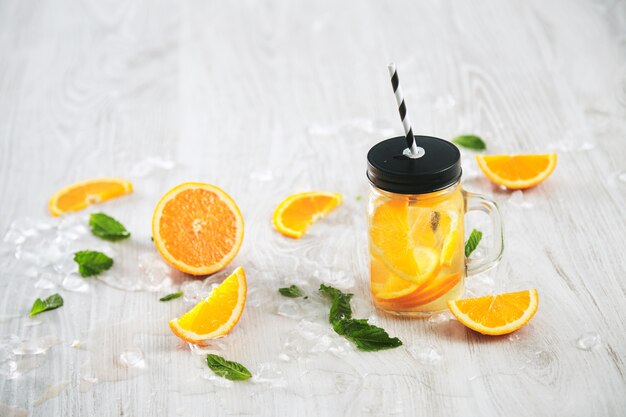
388;63;421;157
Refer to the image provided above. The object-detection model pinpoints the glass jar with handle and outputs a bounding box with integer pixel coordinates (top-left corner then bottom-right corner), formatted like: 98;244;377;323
367;136;503;316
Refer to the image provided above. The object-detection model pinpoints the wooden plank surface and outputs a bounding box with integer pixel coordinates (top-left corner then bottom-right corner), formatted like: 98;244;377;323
1;0;625;416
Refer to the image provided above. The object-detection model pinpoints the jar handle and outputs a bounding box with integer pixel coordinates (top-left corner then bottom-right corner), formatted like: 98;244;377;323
463;191;504;276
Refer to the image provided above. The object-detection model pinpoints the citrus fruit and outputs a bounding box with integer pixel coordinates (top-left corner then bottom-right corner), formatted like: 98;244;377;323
376;272;462;311
370;255;420;301
272;192;342;238
48;177;133;216
447;289;539;335
169;266;247;345
152;183;244;276
370;200;440;283
475;154;557;189
440;216;461;266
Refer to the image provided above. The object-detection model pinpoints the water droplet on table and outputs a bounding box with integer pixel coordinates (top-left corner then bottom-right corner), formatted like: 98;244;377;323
576;332;601;351
33;381;69;407
12;335;59;355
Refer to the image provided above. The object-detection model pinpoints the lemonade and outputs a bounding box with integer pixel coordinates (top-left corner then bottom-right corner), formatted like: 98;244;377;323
366;136;503;316
368;184;465;315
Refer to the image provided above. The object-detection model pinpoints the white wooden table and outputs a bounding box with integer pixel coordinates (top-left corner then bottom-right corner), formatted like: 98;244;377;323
1;0;625;416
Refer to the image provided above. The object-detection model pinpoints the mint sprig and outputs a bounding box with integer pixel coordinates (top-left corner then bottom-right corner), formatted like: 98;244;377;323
319;284;353;323
333;318;403;351
74;250;113;277
452;135;486;151
319;284;402;351
206;354;251;381
278;285;304;298
159;291;183;302
29;293;63;317
465;229;483;257
89;213;131;241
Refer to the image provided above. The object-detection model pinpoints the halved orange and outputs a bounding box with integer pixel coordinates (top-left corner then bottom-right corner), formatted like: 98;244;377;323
152;183;244;276
476;154;557;189
169;266;247;345
48;177;133;216
447;289;539;335
272;192;342;238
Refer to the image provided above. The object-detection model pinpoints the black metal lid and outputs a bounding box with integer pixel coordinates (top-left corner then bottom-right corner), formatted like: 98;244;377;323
367;136;462;194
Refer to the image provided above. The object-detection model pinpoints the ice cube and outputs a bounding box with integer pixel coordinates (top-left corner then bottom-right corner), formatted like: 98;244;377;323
252;363;286;388
407;343;443;365
576;332;601;351
118;348;146;368
62;273;89;293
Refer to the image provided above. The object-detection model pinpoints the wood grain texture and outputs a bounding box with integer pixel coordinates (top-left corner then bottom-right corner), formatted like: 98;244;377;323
1;0;625;416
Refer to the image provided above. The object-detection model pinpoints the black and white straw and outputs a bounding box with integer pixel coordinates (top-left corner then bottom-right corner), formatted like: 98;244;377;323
388;63;423;158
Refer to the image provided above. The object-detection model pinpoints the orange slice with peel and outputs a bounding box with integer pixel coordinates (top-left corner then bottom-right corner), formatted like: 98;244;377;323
448;289;539;335
476;154;557;189
375;272;462;311
169;266;247;345
370;200;440;283
370;255;419;301
48;177;133;216
272;192;342;238
152;183;244;276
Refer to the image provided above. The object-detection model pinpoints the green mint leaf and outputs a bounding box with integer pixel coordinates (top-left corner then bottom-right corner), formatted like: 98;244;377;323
29;293;64;317
452;135;486;151
206;354;251;381
319;284;353;324
74;250;113;277
465;229;483;257
89;213;131;241
159;291;183;302
332;318;402;351
278;285;304;298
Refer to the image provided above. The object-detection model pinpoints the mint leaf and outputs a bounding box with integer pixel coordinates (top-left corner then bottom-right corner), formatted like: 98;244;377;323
319;284;353;324
452;135;486;151
159;291;183;302
278;285;304;298
89;213;130;241
465;229;483;257
206;354;251;381
29;293;63;317
332;318;402;351
74;250;113;277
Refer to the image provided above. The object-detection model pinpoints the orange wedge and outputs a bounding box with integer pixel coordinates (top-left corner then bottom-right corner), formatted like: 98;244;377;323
272;192;342;238
152;183;244;276
448;289;539;335
169;266;247;345
48;177;133;216
476;154;557;189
